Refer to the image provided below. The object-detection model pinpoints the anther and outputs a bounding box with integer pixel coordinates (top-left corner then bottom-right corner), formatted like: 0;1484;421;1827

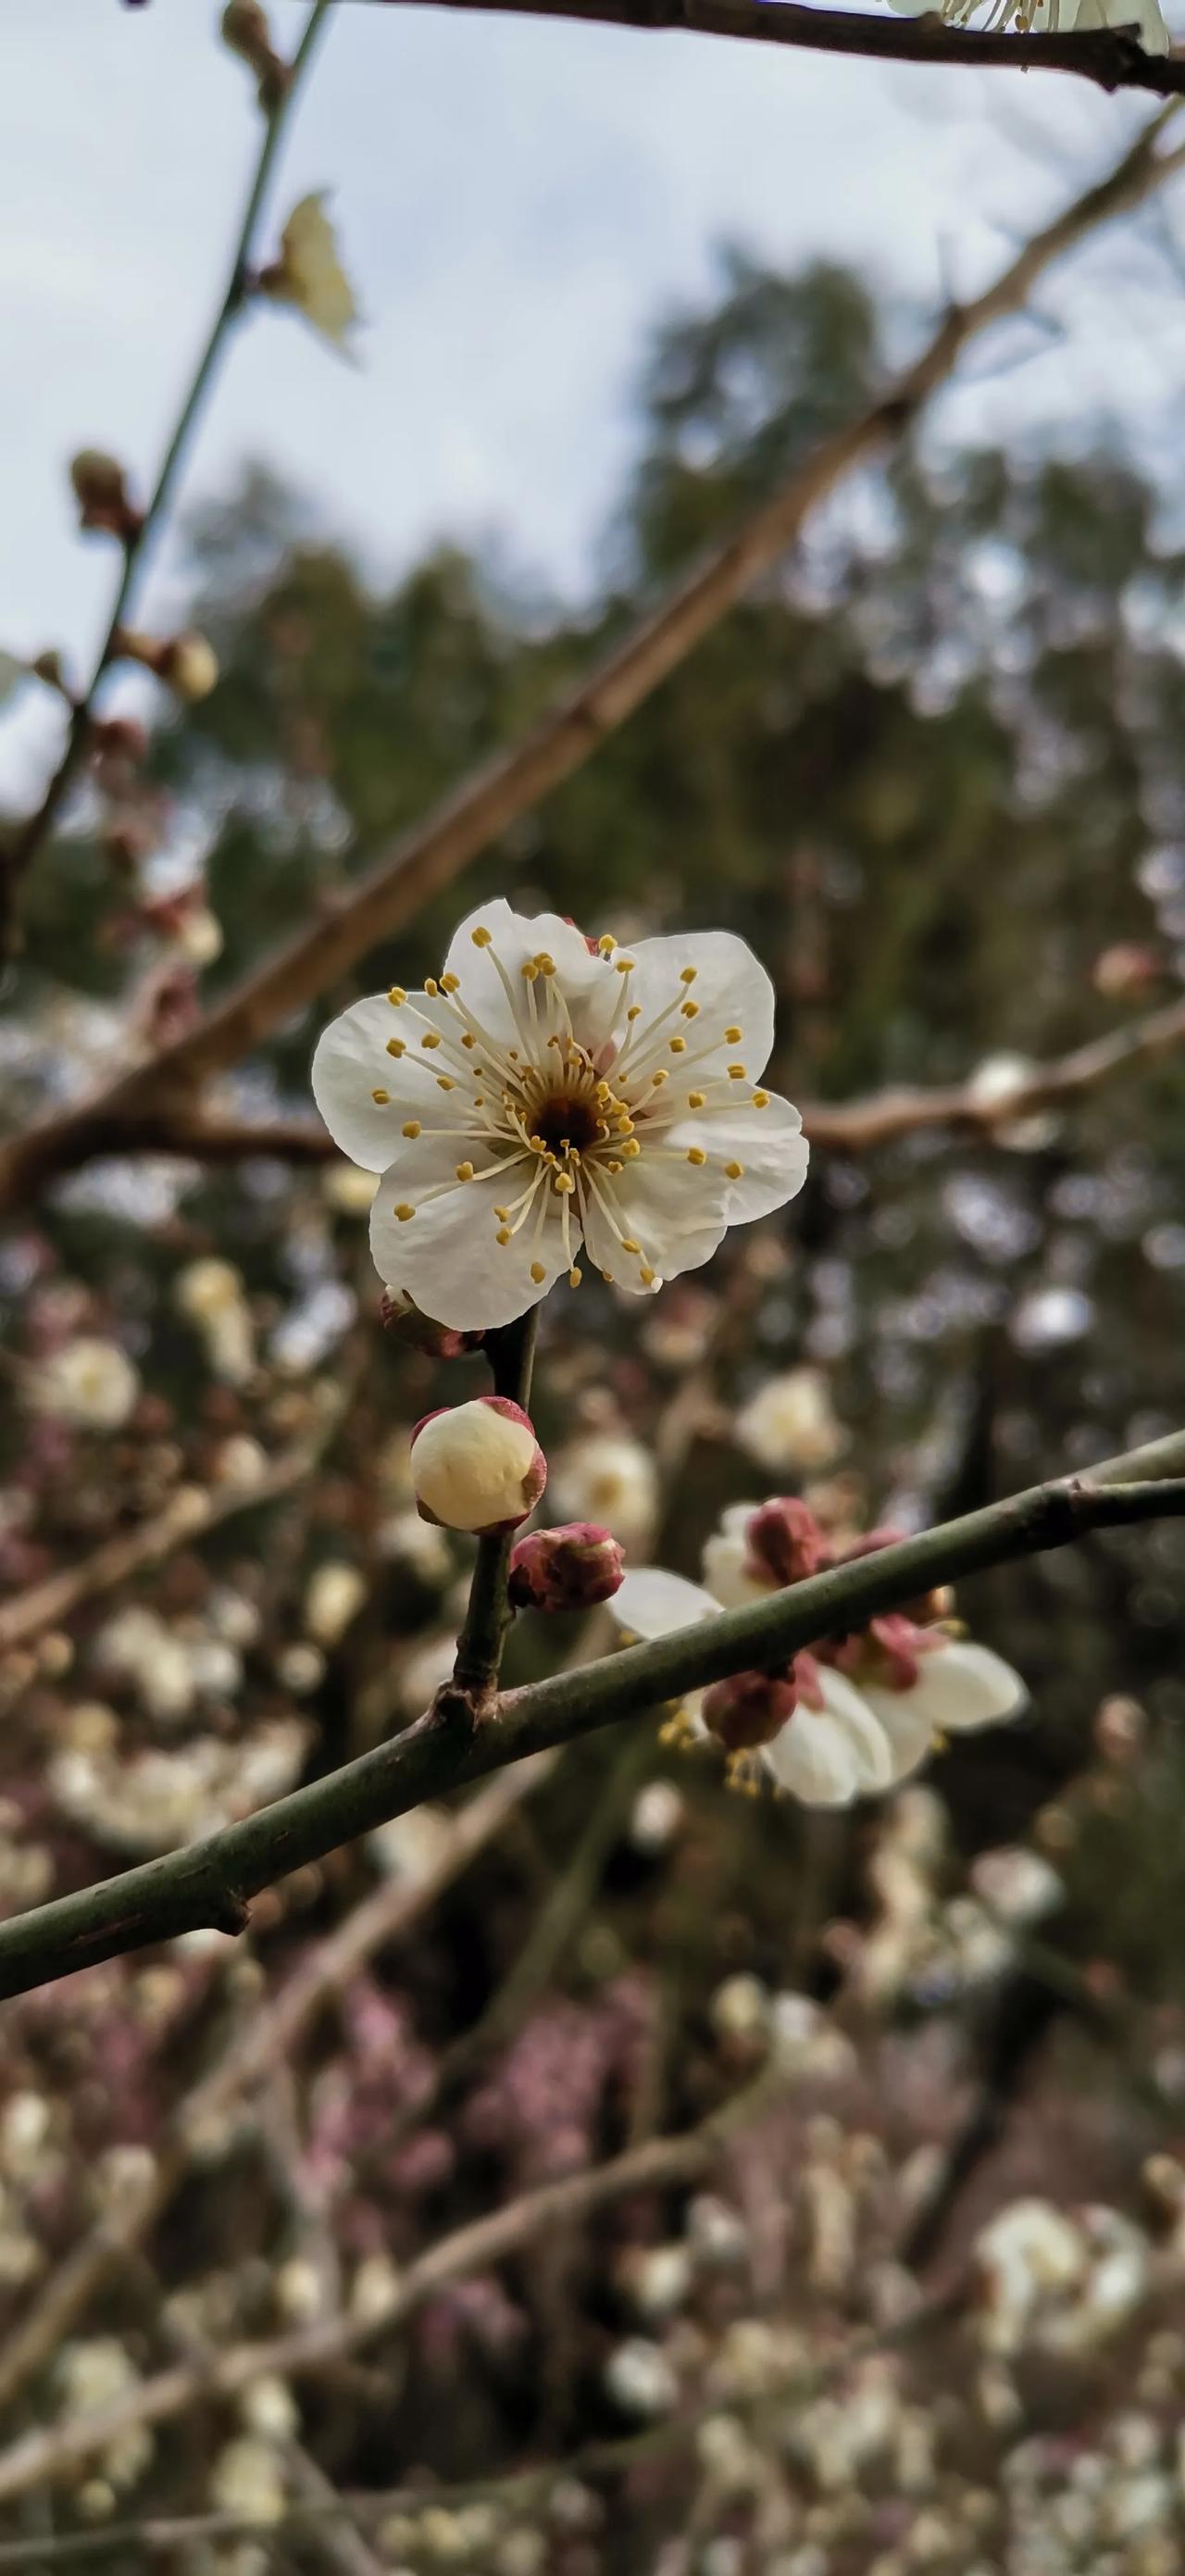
686;1147;706;1166
455;1161;475;1182
471;927;493;947
402;1120;420;1138
395;1203;415;1221
371;1088;390;1104
386;1038;405;1058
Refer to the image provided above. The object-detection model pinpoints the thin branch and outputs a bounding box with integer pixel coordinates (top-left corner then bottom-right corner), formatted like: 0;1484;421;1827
0;1407;349;1656
283;0;1185;100
0;1758;553;2417
0;1;332;948
0;1442;1183;2002
3;106;1181;1213
55;986;1185;1178
0;2061;785;2507
804;991;1185;1150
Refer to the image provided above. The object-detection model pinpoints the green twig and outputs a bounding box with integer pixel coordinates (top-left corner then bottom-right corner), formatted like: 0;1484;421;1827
0;0;331;945
0;1443;1182;2002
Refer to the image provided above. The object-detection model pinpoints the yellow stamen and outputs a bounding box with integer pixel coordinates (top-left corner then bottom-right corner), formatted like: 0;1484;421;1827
394;1203;415;1221
616;957;636;975
687;1090;705;1108
622;1140;641;1157
437;1077;456;1091
388;986;406;1006
471;927;493;947
455;1161;475;1182
598;933;617;955
621;1239;641;1255
668;1037;687;1055
686;1147;706;1166
424;977;440;996
371;1088;390;1105
496;1228;511;1245
680;1000;699;1019
402;1120;420;1138
421;1032;442;1051
725;1026;742;1044
530;1262;547;1283
568;1267;581;1287
640;1266;656;1285
651;1070;669;1088
752;1091;768;1107
728;1064;746;1080
725;1160;744;1180
680;966;697;984
386;1038;405;1059
441;972;460;993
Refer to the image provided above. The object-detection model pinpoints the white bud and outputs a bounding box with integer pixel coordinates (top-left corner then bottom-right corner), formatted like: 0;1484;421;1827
410;1397;545;1536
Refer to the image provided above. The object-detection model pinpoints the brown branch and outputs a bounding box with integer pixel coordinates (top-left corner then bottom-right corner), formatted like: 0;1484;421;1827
804;990;1185;1150
0;3;332;952
45;986;1185;1180
0;1758;551;2420
288;0;1185;99
0;1440;1183;2007
3;106;1181;1215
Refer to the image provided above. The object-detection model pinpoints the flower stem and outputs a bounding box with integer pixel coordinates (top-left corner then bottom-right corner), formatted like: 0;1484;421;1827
452;1304;541;1699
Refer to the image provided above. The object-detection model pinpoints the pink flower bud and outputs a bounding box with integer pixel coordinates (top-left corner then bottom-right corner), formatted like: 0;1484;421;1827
744;1497;830;1590
410;1396;546;1536
507;1522;625;1612
702;1668;799;1753
114;628;218;704
69;450;143;544
380;1291;484;1363
1091;942;1161;1001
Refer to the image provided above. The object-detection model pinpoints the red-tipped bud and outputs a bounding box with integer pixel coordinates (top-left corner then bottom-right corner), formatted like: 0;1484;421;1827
90;715;149;765
380;1291;484;1362
69;450;143;544
507;1522;625;1613
220;0;290;109
702;1668;799;1753
1091;942;1161;1002
409;1396;546;1536
744;1497;830;1590
114;628;218;704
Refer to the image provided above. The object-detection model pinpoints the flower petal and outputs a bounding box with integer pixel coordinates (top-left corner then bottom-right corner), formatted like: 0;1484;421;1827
858;1684;937;1782
370;1152;568;1331
613;1567;719;1642
584;1152;730;1294
442;898;608;1053
763;1670;892;1807
863;1641;1026;1747
665;1091;809;1226
312;994;452;1170
701;1529;768;1609
616;931;776;1088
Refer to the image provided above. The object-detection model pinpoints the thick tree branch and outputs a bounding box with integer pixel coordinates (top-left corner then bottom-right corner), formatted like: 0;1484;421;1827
0;1;332;951
3;106;1180;1215
0;1438;1182;2003
44;986;1185;1179
298;0;1185;99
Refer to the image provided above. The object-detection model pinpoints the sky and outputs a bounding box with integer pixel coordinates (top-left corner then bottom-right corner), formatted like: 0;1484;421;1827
2;0;1183;796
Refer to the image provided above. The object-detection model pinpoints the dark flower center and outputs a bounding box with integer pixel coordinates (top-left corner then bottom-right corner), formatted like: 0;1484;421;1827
530;1094;602;1156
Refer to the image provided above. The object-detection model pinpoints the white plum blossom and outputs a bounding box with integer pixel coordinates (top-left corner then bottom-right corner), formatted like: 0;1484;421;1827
30;1336;139;1431
550;1430;659;1551
615;1496;1025;1808
735;1368;844;1475
312;900;809;1331
888;0;1166;46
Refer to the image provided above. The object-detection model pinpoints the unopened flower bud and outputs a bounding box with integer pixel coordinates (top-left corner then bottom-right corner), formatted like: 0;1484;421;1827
1091;942;1161;1001
507;1522;624;1612
702;1668;798;1753
69;450;143;544
114;628;218;704
220;0;289;109
380;1290;484;1362
409;1396;546;1536
90;715;148;765
744;1496;829;1589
